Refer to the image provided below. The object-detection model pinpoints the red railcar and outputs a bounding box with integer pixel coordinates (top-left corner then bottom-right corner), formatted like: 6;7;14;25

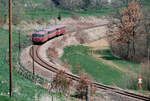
32;25;66;43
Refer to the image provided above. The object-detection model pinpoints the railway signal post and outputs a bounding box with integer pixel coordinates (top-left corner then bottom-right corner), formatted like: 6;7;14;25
9;0;13;97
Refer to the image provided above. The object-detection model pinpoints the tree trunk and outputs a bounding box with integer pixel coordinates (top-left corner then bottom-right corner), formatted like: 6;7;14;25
132;31;136;61
127;41;130;59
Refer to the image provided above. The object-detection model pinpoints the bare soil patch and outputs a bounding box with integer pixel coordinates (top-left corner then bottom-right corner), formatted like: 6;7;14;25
84;38;109;49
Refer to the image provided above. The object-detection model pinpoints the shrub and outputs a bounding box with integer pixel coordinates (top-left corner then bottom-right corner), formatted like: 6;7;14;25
123;63;150;91
0;17;4;25
36;18;45;25
51;70;72;95
47;46;58;57
75;30;89;44
76;72;96;99
72;12;80;20
12;16;21;25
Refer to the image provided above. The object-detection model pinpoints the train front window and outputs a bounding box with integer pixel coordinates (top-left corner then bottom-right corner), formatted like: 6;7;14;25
32;34;44;37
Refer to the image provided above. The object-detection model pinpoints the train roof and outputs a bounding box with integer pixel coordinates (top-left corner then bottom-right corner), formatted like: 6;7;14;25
33;25;66;35
44;27;56;32
34;30;45;35
46;25;66;30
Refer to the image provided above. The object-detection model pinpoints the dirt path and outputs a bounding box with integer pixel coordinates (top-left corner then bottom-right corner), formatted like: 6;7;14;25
84;39;136;74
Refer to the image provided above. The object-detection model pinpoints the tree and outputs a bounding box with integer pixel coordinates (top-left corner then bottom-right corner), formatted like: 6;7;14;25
113;1;143;61
50;70;72;95
76;72;95;99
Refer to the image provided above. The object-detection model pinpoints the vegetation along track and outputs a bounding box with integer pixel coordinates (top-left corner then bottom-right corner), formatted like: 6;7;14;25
29;24;150;101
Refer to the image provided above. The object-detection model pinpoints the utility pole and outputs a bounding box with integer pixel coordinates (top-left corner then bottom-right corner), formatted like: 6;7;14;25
148;47;149;66
9;0;13;97
32;45;35;83
18;31;21;52
32;45;35;76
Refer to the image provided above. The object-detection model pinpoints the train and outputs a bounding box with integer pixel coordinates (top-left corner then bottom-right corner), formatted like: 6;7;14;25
32;25;66;43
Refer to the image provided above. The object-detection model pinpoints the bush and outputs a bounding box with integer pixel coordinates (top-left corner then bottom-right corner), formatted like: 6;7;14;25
76;72;96;99
47;46;58;57
123;63;150;91
12;16;21;25
0;17;5;25
72;12;80;20
75;30;89;44
51;70;72;95
36;18;45;25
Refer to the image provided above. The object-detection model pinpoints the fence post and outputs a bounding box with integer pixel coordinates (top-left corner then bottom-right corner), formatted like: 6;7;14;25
86;85;91;101
52;95;53;101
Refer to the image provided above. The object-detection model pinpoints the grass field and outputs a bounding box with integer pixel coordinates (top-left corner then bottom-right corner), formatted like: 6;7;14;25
24;8;112;21
144;0;150;7
61;45;142;88
61;45;123;87
0;29;67;101
95;49;140;73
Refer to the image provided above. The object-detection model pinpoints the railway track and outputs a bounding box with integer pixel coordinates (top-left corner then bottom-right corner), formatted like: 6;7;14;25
29;24;150;101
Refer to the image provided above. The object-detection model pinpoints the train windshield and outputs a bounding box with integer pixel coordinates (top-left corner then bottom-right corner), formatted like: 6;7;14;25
32;34;44;37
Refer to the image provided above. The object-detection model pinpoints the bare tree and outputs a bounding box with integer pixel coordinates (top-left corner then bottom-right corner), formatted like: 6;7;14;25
76;72;96;99
109;1;143;61
51;70;72;95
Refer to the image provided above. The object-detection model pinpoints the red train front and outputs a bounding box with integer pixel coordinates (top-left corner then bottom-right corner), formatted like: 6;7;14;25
32;25;66;43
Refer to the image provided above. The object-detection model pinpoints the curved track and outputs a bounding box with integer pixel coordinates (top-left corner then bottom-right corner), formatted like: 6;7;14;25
29;25;150;101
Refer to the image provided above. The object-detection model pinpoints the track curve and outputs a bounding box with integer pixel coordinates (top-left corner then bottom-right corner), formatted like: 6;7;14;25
29;24;150;101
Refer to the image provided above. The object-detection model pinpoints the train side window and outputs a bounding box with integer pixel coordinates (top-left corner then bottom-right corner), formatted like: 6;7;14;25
56;28;59;31
48;31;51;34
61;27;65;30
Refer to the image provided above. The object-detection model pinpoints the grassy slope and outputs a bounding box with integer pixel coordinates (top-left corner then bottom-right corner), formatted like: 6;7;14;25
23;0;112;20
144;0;150;7
0;29;66;101
24;8;111;21
61;45;142;88
61;45;123;86
95;49;140;73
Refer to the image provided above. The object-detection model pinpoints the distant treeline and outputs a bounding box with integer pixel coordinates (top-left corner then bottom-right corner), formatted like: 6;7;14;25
51;0;145;10
0;0;149;25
